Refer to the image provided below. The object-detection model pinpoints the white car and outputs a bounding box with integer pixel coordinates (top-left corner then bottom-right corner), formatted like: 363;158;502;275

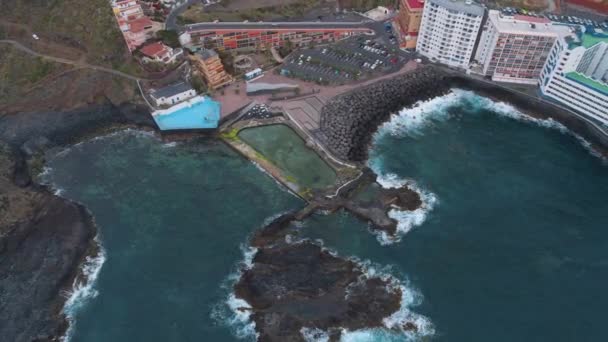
32;34;40;40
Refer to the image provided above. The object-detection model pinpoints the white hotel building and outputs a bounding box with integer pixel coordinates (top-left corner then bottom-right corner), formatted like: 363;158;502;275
539;30;608;126
474;10;573;85
416;0;485;69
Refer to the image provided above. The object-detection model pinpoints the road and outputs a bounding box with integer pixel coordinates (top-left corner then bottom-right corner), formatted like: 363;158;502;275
165;0;203;31
0;39;144;81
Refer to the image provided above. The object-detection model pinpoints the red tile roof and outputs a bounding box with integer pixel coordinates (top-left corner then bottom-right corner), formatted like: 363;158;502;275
129;17;153;33
405;0;425;9
141;42;167;57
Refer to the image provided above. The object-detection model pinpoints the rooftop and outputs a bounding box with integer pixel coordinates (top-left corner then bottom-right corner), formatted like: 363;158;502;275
404;0;425;10
427;0;485;17
488;10;573;38
513;14;550;24
141;42;168;57
565;72;608;96
185;21;372;33
129;17;153;33
151;81;194;99
196;49;218;60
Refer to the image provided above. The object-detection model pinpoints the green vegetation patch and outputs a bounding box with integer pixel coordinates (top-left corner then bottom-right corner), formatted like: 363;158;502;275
565;72;608;96
0;47;63;105
238;124;337;189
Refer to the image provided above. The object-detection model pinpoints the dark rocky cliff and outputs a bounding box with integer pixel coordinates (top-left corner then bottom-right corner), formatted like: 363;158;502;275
0;143;96;342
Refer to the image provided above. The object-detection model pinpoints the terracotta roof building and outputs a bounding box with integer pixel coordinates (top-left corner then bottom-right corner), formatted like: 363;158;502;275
140;42;183;64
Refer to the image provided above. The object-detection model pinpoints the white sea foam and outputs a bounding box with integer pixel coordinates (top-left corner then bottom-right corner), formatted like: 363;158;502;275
61;234;106;342
301;327;330;342
341;254;434;341
381;283;435;339
369;172;438;245
374;88;604;161
225;293;258;340
212;244;260;341
162;141;179;148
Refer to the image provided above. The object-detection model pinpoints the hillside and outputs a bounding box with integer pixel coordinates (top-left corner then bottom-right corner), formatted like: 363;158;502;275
0;0;144;113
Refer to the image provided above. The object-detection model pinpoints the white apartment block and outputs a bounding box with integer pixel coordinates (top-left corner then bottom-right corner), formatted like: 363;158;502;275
474;10;573;85
540;30;608;126
417;0;485;69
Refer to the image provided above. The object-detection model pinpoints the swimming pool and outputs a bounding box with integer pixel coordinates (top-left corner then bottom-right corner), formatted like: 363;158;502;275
152;96;221;130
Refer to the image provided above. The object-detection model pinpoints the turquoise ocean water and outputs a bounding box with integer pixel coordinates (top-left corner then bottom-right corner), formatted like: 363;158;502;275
44;89;608;341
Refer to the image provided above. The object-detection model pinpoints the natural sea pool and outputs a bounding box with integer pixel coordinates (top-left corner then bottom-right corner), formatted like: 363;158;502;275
238;124;337;189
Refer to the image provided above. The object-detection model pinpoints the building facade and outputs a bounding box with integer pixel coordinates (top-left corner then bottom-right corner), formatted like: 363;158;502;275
416;0;485;69
474;11;572;84
190;49;233;89
112;0;156;52
180;23;373;51
396;0;425;49
150;81;197;107
540;30;608;125
140;42;183;64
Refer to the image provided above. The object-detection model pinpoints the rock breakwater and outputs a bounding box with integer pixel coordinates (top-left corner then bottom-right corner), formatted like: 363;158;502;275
320;66;449;161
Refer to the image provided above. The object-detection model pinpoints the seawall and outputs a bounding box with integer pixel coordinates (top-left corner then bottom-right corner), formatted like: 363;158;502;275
319;65;608;162
320;66;451;161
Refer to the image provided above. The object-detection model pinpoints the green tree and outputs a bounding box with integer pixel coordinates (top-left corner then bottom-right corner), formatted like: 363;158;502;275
157;30;180;48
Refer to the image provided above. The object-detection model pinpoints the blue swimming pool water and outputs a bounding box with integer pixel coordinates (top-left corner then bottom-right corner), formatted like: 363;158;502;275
153;97;221;130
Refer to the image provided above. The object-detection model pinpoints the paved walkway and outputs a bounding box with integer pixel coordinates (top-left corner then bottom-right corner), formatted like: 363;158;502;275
0;39;144;81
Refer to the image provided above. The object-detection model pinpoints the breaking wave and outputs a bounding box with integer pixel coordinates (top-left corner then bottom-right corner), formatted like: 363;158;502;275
301;327;330;342
368;171;438;245
373;88;604;161
211;242;260;341
61;234;106;342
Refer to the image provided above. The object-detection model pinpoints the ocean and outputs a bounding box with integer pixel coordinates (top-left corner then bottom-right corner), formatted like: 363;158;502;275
43;89;608;341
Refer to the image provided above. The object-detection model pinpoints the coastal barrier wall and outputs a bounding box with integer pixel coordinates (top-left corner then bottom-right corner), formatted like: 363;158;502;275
319;66;450;161
319;65;608;162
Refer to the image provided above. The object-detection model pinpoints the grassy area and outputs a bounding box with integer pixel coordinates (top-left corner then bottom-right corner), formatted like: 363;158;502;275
0;0;140;70
180;0;320;22
0;46;65;106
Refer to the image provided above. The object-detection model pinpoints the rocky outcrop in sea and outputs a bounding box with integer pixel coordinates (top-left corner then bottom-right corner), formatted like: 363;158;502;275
234;213;405;341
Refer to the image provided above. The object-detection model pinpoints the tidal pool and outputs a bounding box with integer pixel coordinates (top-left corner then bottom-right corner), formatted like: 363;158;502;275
238;124;337;189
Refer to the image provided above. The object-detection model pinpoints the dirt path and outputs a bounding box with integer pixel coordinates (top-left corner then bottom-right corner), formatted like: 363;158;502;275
0;39;144;81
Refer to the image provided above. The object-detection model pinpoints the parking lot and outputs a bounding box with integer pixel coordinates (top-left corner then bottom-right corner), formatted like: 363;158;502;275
280;33;407;85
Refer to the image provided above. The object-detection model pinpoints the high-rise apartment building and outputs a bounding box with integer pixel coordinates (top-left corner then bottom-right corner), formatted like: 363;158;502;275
396;0;425;49
416;0;485;69
474;10;572;84
540;30;608;125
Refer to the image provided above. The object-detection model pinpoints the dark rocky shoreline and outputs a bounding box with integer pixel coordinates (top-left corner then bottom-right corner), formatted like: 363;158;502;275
0;101;154;342
235;213;405;342
1;64;607;341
